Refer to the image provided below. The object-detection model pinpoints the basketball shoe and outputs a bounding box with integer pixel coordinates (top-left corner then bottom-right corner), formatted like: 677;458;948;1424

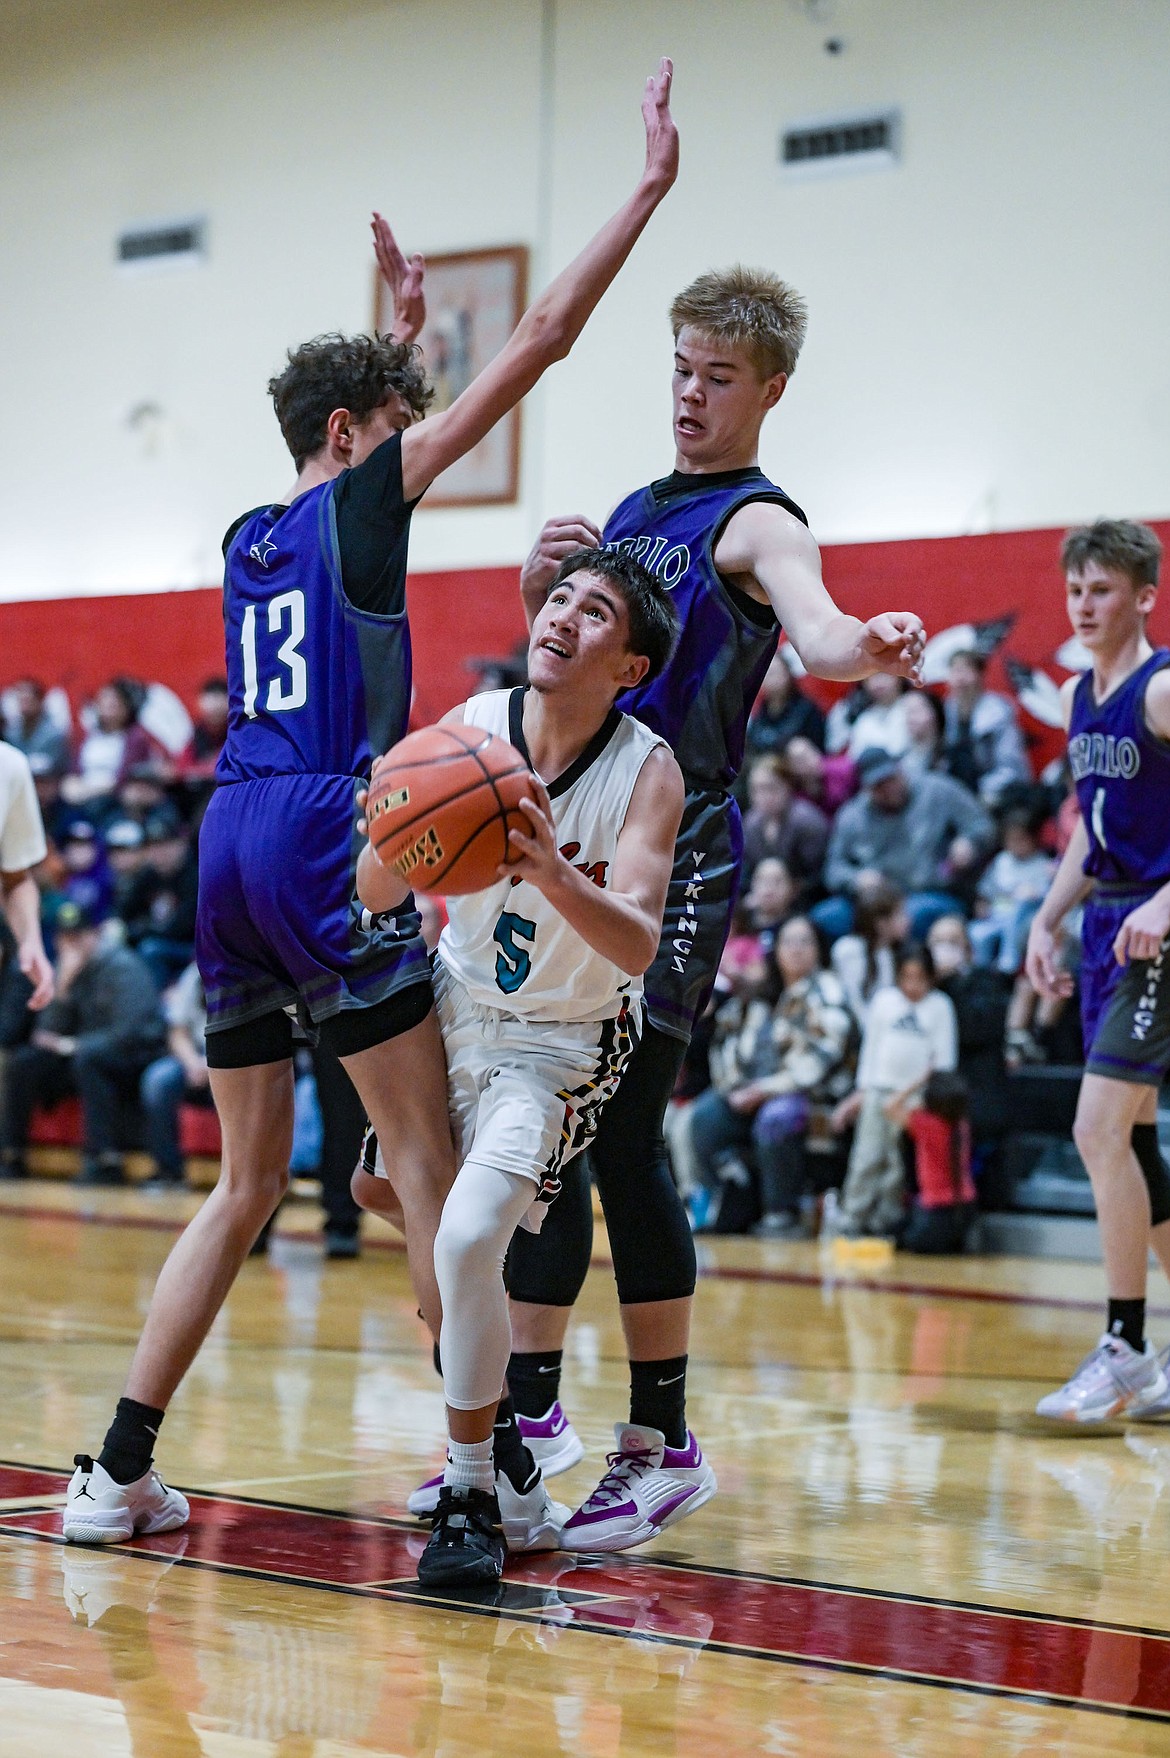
407;1402;583;1517
417;1486;506;1587
63;1454;190;1545
559;1423;716;1552
1035;1334;1170;1422
1127;1344;1170;1420
496;1460;569;1552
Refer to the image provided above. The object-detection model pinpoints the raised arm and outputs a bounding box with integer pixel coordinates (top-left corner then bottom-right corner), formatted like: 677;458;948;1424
372;215;427;344
714;500;925;683
503;747;683;975
399;59;679;504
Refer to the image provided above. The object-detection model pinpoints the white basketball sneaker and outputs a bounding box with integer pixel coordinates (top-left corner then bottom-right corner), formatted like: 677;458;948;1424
1126;1344;1170;1421
1035;1335;1169;1423
496;1462;569;1552
63;1454;190;1545
516;1402;585;1476
559;1423;717;1553
407;1401;584;1518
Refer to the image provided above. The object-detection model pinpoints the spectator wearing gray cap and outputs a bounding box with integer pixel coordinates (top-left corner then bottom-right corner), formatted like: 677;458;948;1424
814;747;993;943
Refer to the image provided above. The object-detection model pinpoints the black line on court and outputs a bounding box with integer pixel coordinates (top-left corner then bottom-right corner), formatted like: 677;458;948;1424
7;1457;1170;1643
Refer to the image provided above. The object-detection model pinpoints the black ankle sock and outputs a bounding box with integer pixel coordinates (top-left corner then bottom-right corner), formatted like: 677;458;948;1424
1107;1299;1146;1354
507;1350;563;1418
97;1397;166;1486
492;1394;537;1490
629;1356;688;1450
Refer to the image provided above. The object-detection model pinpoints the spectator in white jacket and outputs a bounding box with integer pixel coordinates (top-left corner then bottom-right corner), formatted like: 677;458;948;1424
830;942;957;1236
827;674;911;762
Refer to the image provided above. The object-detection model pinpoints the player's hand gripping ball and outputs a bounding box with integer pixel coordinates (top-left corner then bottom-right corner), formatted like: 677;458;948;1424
366;724;533;894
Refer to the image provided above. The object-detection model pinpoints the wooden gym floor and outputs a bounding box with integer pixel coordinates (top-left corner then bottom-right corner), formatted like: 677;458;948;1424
3;1177;1170;1755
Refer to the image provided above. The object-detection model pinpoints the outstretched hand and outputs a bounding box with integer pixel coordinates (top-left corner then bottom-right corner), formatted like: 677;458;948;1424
371;213;427;344
859;611;926;683
640;57;679;192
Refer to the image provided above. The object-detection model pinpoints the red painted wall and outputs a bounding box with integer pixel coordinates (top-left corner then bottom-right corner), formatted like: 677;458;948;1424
4;521;1167;752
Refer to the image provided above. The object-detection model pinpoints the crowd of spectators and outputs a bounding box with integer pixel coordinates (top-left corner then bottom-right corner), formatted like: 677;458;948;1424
0;649;1077;1257
678;645;1075;1247
0;671;452;1260
0;675;228;1191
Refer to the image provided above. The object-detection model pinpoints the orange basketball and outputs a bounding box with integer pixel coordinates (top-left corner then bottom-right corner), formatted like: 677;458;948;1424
366;723;533;895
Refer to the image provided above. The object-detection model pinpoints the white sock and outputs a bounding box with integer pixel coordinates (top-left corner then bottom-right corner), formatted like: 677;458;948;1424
444;1437;494;1494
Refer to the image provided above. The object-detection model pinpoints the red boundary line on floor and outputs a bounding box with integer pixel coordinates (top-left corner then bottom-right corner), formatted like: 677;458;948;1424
0;1195;1157;1318
3;1463;1170;1724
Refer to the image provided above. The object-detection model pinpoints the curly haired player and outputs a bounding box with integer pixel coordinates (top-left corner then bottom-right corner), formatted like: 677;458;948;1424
64;62;680;1547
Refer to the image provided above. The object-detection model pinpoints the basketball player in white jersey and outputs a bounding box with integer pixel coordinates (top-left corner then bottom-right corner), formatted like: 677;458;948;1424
353;547;688;1585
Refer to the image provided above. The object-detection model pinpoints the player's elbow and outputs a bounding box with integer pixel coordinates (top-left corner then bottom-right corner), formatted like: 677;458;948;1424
520;304;574;365
620;922;660;978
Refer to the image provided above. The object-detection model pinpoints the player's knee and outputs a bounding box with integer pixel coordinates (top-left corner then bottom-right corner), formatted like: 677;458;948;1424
608;1168;697;1304
218;1153;288;1215
1072;1112;1111;1165
378;1138;454;1208
434;1206;493;1304
352;1165;393;1218
434;1175;513;1302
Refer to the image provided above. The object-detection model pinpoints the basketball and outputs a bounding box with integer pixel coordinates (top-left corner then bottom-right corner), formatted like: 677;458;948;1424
366;723;534;894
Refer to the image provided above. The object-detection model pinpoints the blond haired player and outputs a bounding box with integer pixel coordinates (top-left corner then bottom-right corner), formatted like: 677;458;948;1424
494;266;927;1551
355;547;685;1585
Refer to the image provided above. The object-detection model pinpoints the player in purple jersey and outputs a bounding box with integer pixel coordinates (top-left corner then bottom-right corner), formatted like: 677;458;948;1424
1026;520;1170;1423
63;62;681;1548
489;267;926;1551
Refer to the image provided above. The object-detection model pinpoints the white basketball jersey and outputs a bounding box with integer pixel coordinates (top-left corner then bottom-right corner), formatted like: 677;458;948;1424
437;688;667;1023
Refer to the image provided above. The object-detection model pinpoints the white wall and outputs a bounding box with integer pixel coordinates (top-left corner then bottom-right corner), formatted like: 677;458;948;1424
0;0;1167;600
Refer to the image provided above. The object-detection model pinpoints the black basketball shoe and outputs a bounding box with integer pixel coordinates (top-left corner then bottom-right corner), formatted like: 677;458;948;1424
417;1485;506;1587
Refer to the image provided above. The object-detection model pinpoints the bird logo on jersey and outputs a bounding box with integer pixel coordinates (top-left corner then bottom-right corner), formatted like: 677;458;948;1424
249;535;278;568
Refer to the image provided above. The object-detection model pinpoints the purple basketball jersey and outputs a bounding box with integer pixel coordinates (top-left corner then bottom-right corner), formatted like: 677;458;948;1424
604;469;806;788
218;483;411;785
1068;650;1170;888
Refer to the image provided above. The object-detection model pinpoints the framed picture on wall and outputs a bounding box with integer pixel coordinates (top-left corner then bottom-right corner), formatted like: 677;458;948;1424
375;245;528;507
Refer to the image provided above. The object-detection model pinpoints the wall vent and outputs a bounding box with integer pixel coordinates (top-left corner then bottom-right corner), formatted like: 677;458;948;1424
117;219;206;268
781;110;900;177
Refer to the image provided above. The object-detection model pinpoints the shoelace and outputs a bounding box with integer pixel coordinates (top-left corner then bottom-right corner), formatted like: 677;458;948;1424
583;1444;657;1510
1065;1340;1135;1397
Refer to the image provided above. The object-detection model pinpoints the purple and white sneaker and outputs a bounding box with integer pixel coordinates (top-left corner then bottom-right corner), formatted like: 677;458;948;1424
406;1402;584;1518
517;1402;585;1477
559;1423;717;1553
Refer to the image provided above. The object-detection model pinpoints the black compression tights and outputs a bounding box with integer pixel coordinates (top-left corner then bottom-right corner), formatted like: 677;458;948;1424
506;1024;697;1310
